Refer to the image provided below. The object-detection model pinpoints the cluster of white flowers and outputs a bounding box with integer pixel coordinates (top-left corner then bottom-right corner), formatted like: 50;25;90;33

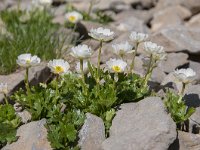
15;27;197;85
65;11;83;24
174;68;196;84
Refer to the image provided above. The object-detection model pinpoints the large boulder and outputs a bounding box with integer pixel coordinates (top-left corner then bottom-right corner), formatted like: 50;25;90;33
2;119;52;150
101;97;177;150
151;5;191;32
150;26;200;54
79;113;105;150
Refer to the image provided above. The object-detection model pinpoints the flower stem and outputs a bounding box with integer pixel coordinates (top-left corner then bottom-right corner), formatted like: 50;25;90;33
129;42;139;74
87;0;93;18
97;40;103;83
3;93;8;105
25;67;30;94
80;59;85;83
55;75;59;98
178;82;186;103
143;54;153;87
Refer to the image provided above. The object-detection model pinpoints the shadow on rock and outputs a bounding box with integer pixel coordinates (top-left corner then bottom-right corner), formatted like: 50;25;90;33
184;93;200;108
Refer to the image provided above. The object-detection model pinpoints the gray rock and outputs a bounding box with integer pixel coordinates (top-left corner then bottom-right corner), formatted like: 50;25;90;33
151;5;191;32
183;85;200;133
150;26;200;54
151;66;166;83
16;110;32;124
110;1;131;12
79;113;105;150
189;61;200;83
52;15;65;25
186;13;200;30
178;131;200;150
182;0;200;15
114;15;149;33
184;84;200;108
2;119;52;150
101;97;177;150
113;9;154;24
0;63;51;103
159;52;189;73
161;72;183;93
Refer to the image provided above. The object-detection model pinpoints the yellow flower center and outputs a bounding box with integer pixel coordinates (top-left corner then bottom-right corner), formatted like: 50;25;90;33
69;16;76;22
112;66;121;73
26;59;31;64
54;66;64;74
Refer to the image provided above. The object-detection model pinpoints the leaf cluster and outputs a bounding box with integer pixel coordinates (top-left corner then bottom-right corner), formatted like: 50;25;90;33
0;104;21;148
164;90;195;124
12;65;150;149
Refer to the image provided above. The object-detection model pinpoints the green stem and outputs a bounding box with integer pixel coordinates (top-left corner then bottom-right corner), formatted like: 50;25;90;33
143;54;153;87
87;1;93;18
25;67;30;94
129;42;139;74
178;82;186;103
17;0;21;12
3;93;8;105
80;59;85;83
56;75;59;98
97;40;103;83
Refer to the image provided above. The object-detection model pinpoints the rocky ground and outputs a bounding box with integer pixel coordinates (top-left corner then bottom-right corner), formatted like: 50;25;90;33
1;0;200;150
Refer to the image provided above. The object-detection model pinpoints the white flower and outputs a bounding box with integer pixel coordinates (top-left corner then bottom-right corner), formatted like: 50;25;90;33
75;61;89;74
112;41;134;56
174;68;196;83
0;83;8;94
31;0;52;8
88;27;114;42
71;44;93;59
130;31;148;43
16;53;41;68
144;41;166;60
106;58;127;73
65;11;83;24
39;0;52;5
48;59;70;75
